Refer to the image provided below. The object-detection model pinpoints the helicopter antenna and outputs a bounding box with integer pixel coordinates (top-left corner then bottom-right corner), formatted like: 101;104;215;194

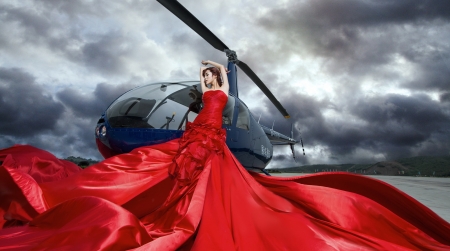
299;131;305;156
300;138;305;155
290;124;305;157
290;144;297;163
290;123;297;161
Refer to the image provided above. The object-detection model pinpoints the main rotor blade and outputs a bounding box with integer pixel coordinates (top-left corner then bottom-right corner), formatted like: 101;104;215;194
237;61;290;118
158;0;290;119
157;0;229;52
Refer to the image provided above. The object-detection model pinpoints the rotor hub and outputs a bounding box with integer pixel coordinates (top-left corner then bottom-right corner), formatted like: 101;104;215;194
225;49;239;64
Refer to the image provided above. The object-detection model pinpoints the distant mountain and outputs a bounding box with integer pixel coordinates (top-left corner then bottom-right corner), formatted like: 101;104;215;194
271;156;450;177
64;156;99;168
63;155;450;176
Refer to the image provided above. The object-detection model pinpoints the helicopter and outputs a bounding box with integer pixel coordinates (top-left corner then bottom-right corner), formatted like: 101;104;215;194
94;0;303;175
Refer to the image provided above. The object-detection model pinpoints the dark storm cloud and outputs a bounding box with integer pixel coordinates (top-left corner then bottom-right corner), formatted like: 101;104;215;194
406;48;450;92
293;0;450;27
262;89;450;163
52;81;138;159
248;0;450;164
0;75;135;159
353;94;448;131
0;68;65;137
350;94;450;158
271;154;291;163
56;82;138;119
257;0;450;89
259;0;450;49
441;92;450;102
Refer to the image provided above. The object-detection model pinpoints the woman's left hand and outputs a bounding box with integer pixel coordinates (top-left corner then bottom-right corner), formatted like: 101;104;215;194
201;60;208;65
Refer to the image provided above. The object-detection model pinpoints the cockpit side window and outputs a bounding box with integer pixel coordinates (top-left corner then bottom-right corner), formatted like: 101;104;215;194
222;96;235;126
119;98;156;117
148;86;202;130
236;100;250;130
108;98;156;128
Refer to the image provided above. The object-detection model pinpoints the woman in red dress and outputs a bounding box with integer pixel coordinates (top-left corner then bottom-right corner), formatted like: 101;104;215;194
1;61;450;250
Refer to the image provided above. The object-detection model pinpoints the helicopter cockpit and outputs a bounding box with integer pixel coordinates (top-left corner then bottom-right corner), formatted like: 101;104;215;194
106;81;235;130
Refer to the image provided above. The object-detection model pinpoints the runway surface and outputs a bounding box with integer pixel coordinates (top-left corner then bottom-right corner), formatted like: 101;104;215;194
271;173;450;223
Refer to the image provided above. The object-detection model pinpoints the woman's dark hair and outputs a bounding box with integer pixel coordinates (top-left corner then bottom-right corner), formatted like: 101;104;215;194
202;67;222;87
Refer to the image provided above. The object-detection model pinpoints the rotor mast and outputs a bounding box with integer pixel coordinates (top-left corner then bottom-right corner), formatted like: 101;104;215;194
225;49;239;97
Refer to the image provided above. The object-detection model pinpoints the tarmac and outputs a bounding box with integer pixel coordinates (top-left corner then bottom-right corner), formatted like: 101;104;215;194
271;173;450;223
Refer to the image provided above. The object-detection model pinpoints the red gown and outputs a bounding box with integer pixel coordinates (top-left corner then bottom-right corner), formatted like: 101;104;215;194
1;90;450;250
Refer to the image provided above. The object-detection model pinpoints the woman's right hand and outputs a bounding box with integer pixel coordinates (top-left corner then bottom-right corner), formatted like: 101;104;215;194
201;60;209;65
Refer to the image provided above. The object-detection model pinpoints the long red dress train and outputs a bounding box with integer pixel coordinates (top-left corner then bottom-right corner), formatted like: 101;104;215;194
1;90;450;250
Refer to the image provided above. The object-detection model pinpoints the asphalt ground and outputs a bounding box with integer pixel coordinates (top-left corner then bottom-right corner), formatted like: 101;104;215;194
271;173;450;223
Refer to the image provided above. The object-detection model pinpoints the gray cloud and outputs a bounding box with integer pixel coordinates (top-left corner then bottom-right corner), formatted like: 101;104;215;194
246;0;450;165
262;89;450;164
1;5;52;40
257;0;450;90
79;33;133;75
405;47;450;92
353;94;448;131
0;66;138;159
1;0;449;166
0;68;65;137
441;92;450;102
0;3;80;54
56;82;138;119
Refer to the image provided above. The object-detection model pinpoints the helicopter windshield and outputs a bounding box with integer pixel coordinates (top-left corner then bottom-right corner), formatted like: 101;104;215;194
107;81;206;130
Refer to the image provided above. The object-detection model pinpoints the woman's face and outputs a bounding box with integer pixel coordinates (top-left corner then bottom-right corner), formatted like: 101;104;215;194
204;70;216;85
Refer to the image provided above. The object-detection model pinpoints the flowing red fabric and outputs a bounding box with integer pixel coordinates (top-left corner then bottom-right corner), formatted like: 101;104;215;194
1;90;450;250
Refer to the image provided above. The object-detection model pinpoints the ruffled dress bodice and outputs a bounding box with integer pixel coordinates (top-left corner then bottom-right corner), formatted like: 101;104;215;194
168;90;228;185
193;90;228;129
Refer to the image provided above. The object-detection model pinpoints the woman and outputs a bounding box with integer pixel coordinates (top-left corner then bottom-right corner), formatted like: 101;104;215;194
1;60;450;250
200;60;229;95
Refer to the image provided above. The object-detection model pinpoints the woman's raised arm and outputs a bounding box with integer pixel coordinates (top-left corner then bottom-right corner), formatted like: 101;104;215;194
200;66;208;93
202;60;229;94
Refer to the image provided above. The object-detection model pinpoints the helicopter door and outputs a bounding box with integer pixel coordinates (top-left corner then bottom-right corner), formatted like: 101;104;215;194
233;99;251;144
219;95;251;144
222;96;238;142
231;99;253;166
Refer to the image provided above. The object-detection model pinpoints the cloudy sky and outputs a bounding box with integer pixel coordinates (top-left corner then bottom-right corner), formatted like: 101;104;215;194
1;0;449;168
